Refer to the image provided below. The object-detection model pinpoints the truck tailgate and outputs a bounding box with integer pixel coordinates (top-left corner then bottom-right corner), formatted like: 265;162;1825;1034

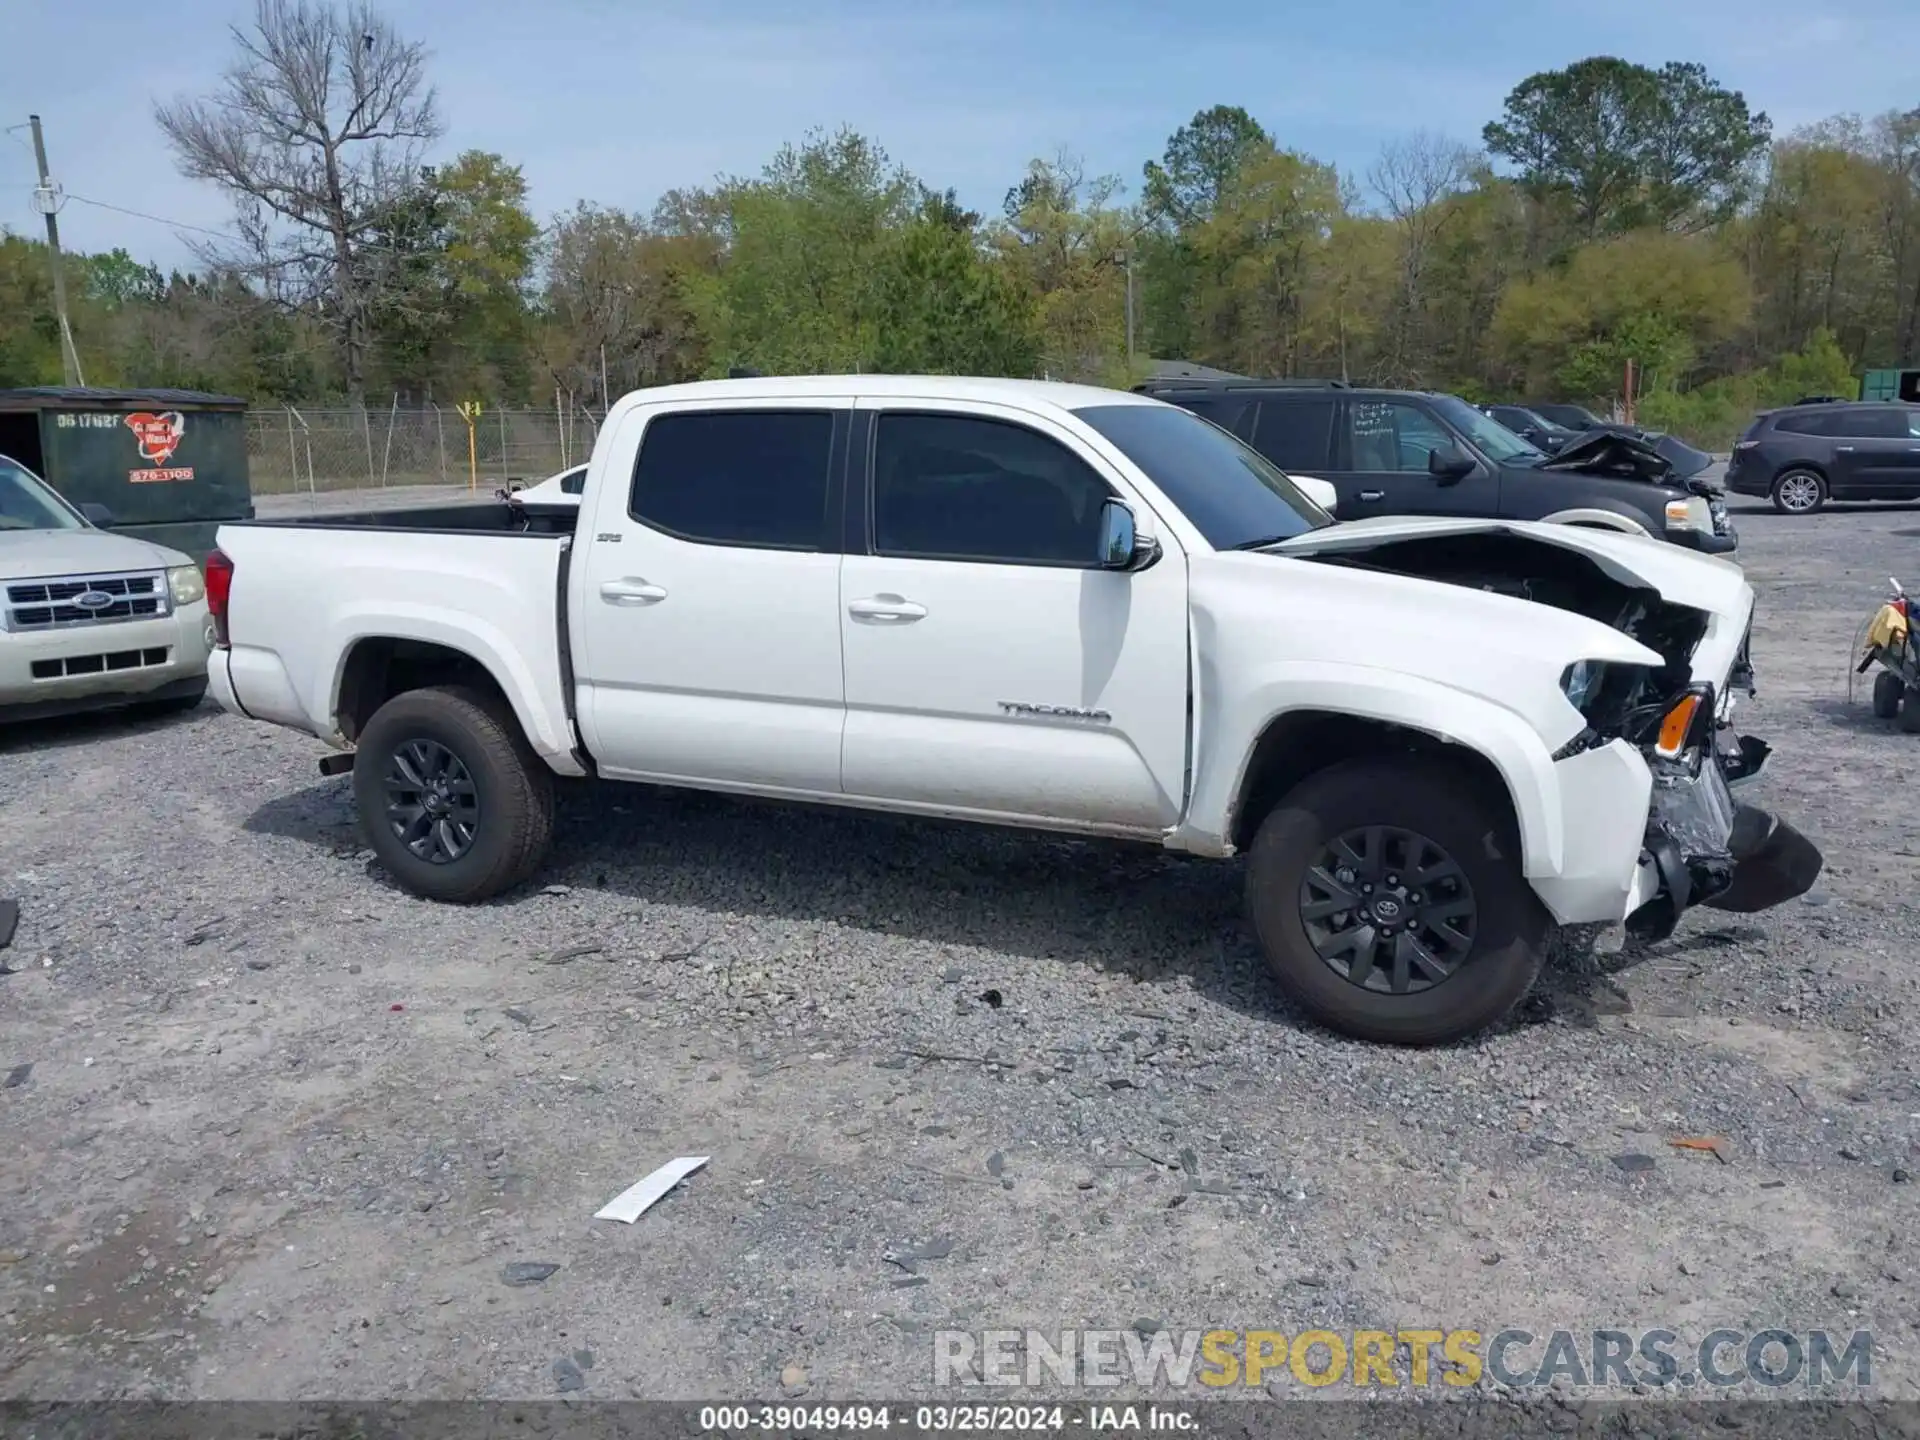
212;521;578;766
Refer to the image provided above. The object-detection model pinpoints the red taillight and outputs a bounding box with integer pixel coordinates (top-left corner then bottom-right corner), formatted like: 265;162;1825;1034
204;548;234;648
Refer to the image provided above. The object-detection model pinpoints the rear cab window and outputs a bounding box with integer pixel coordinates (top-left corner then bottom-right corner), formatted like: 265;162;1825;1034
628;410;836;550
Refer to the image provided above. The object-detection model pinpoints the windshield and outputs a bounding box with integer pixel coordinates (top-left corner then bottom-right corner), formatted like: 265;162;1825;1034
0;455;85;531
1074;402;1330;550
1431;395;1546;464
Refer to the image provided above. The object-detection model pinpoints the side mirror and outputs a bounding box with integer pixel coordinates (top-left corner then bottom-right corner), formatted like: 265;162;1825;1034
80;502;114;527
1292;475;1338;513
1428;444;1474;483
1098;498;1160;571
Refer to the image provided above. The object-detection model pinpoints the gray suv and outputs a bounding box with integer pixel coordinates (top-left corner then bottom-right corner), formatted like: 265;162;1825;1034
1726;402;1920;514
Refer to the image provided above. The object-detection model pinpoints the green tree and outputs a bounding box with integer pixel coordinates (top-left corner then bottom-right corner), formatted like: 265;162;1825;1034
1188;147;1343;377
871;211;1039;375
1492;230;1749;398
1142;105;1272;229
691;128;917;374
359;151;538;400
993;155;1137;383
1484;58;1770;239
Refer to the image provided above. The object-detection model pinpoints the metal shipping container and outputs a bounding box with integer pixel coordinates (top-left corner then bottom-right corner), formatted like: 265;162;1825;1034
0;386;255;565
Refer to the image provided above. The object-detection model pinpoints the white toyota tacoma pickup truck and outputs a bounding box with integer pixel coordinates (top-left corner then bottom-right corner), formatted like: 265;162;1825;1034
204;376;1820;1044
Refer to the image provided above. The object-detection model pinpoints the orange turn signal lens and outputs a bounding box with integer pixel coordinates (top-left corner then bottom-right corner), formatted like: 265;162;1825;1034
1654;693;1703;758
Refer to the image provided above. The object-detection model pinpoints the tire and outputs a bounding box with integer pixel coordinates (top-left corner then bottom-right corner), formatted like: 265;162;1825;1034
1901;690;1920;735
1244;759;1549;1046
1873;671;1905;720
129;682;208;718
352;685;555;902
1770;469;1826;515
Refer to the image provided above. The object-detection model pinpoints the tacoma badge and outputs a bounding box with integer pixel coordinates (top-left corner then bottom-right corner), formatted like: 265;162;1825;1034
997;701;1112;722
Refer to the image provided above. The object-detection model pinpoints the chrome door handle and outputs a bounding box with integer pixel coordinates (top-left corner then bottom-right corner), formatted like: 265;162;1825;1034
847;594;927;622
600;578;667;605
1836;446;1855;453
1358;490;1385;501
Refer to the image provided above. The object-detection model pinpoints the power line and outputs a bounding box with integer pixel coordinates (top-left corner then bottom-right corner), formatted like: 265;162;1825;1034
63;192;243;243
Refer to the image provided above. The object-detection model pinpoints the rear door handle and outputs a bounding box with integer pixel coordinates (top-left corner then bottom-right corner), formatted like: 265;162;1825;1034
1836;446;1856;453
847;594;927;622
1358;490;1385;501
600;578;667;605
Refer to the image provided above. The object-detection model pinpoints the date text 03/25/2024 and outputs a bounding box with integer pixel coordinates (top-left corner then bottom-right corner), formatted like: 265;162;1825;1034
699;1404;1196;1432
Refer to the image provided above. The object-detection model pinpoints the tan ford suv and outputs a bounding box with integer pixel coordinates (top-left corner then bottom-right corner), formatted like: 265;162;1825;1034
0;453;212;724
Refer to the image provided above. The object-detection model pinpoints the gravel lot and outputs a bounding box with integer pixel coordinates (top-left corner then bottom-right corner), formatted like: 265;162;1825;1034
3;496;1919;1407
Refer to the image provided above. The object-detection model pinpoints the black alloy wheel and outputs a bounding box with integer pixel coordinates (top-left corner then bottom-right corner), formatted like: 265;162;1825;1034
382;737;480;864
1299;825;1476;995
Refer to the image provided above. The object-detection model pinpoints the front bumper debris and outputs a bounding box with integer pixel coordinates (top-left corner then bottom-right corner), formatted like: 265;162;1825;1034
1625;735;1822;941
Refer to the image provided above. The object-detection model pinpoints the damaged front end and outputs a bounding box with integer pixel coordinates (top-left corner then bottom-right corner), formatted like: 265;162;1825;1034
1277;524;1822;939
1618;680;1823;942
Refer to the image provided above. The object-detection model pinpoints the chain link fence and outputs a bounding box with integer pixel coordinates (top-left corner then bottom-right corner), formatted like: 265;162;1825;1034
244;402;606;495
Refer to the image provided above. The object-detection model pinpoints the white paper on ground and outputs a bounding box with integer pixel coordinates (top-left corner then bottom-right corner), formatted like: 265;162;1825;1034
593;1155;710;1224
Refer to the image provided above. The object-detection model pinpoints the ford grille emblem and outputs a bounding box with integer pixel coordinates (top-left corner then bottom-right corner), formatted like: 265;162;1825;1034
74;590;115;611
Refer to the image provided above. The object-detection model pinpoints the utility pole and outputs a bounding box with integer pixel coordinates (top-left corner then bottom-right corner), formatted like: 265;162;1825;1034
1124;252;1136;373
28;115;84;387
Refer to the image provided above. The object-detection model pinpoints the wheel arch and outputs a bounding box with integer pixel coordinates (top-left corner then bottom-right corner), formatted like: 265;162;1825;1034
1536;505;1656;536
336;636;518;745
1226;707;1543;870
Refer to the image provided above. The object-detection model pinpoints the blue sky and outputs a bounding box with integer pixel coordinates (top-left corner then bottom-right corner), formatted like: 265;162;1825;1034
1;0;1911;272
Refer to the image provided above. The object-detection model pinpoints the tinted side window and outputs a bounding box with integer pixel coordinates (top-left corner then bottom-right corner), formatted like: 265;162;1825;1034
1773;412;1835;436
1347;401;1453;472
1250;399;1335;470
561;467;587;494
873;413;1112;566
1172;396;1250;435
629;410;834;549
1835;407;1908;439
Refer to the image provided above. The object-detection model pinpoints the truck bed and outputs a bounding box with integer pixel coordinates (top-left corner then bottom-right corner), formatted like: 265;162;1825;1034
247;498;578;536
211;508;581;768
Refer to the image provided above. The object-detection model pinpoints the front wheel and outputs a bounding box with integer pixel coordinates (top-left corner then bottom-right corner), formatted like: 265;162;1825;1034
352;685;555;902
1244;760;1549;1045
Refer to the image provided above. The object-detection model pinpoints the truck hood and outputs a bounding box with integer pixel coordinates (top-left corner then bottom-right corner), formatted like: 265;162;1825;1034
1191;547;1663;753
1538;429;1716;488
1268;514;1753;690
0;527;191;580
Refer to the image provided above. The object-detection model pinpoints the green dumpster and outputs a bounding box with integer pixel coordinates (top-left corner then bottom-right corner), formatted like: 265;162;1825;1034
0;386;255;566
1861;369;1920;403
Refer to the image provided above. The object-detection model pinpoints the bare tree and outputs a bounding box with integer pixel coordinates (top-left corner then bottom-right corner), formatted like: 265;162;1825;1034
155;0;441;405
1368;132;1477;382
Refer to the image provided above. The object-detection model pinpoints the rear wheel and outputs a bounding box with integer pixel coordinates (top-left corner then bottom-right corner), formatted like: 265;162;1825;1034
1873;671;1905;720
352;685;554;902
1244;760;1549;1045
1900;689;1920;735
1771;469;1826;515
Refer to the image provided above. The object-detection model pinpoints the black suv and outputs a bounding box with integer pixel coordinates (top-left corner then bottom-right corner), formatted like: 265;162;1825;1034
1479;403;1578;454
1726;401;1920;514
1136;379;1735;554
